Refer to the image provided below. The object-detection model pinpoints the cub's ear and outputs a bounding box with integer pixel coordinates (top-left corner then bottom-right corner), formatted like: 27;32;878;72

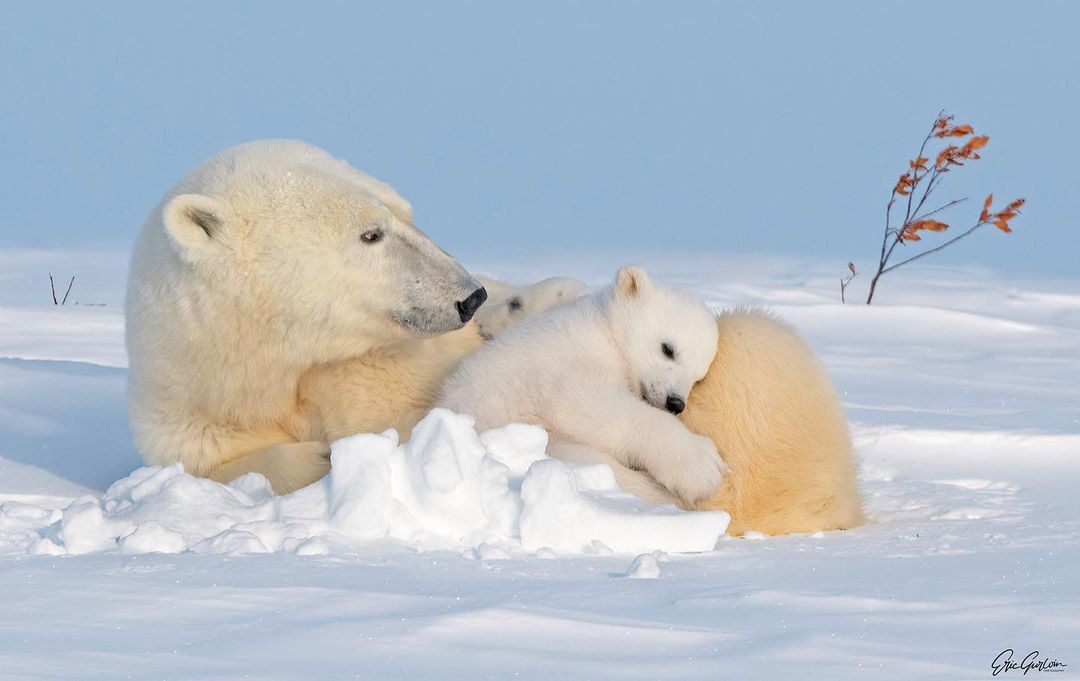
162;193;227;261
615;266;651;298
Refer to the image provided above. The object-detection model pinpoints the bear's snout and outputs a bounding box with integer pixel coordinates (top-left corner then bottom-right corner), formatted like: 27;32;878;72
456;286;488;323
665;395;685;414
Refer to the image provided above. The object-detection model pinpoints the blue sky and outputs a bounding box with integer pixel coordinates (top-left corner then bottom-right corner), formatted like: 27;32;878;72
1;1;1077;276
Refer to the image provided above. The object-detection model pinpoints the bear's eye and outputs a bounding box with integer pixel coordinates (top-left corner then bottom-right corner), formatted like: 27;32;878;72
361;229;384;244
661;342;676;360
508;297;523;312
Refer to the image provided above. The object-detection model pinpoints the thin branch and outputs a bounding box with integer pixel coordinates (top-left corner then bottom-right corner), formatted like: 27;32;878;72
863;112;1019;304
911;197;967;223
908;166;945;220
869;122;939;304
880;216;913;273
881;221;991;274
840;271;857;303
879;189;899;271
61;276;75;305
900;114;942;230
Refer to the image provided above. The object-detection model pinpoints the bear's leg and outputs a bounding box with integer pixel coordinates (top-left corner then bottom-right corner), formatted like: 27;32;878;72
298;325;485;445
207;441;330;494
549;391;727;507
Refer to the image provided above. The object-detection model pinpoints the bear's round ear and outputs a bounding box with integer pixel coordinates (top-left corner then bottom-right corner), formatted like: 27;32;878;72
163;194;227;261
385;195;413;226
615;266;650;298
475;274;514;303
351;171;414;225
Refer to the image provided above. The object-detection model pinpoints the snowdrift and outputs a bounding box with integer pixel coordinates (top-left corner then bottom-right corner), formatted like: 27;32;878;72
14;410;729;558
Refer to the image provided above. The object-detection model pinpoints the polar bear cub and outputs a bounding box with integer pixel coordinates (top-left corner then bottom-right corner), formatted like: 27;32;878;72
296;274;591;449
439;266;725;505
474;275;590;339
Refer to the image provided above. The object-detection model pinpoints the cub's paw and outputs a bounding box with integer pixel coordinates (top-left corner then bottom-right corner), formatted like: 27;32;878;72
657;433;726;505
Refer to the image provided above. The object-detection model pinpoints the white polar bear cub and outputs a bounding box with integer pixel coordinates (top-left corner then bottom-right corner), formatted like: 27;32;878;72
473;275;590;339
439;266;725;505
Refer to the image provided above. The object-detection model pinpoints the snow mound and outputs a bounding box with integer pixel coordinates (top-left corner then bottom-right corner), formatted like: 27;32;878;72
625;551;666;579
20;410;729;557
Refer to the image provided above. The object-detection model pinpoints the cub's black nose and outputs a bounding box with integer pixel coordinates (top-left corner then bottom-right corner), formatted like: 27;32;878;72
456;286;488;323
665;395;685;414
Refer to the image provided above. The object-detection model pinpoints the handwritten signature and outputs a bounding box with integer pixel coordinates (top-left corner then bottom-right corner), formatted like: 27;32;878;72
992;649;1067;676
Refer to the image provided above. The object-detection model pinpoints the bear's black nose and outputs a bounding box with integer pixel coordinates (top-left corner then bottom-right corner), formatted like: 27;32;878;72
456;286;488;323
665;395;685;414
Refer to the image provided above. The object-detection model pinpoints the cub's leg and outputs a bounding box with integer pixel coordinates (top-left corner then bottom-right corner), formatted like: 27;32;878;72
546;439;678;505
549;391;726;506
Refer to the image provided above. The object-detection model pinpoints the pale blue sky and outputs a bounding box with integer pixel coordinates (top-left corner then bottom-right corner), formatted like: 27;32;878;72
1;1;1076;275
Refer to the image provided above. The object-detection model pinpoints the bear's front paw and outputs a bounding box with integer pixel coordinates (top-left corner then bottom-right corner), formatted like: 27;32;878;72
263;441;332;494
658;433;726;505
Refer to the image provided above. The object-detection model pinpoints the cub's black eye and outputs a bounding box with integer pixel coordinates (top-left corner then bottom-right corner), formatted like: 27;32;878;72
361;229;384;244
508;296;523;312
661;342;675;360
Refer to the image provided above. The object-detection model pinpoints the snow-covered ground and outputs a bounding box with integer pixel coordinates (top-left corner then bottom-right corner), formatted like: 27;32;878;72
1;249;1077;680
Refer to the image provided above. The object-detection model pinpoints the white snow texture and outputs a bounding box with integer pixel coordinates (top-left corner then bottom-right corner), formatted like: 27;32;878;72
14;410;728;558
1;250;1077;680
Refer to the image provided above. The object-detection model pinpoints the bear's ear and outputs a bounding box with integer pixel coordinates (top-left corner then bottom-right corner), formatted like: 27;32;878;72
615;266;650;298
385;195;413;225
163;193;227;261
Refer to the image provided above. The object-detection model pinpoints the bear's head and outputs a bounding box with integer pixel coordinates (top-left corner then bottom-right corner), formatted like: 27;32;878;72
606;266;719;415
473;276;590;339
159;141;486;345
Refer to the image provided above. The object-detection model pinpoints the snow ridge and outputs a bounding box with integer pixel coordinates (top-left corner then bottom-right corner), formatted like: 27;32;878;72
7;410;729;558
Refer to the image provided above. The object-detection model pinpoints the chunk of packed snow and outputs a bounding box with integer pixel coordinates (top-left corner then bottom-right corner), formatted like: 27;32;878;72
14;409;728;557
519;460;729;554
625;552;662;579
327;430;396;539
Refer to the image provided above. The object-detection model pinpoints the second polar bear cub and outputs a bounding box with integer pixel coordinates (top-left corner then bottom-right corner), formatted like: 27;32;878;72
439;266;725;504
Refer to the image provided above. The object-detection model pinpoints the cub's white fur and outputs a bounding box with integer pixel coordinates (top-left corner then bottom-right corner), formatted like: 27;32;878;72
298;275;590;444
439;266;724;505
474;276;590;339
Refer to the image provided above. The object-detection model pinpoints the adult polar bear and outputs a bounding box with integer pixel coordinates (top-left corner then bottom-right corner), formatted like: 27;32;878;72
126;140;488;493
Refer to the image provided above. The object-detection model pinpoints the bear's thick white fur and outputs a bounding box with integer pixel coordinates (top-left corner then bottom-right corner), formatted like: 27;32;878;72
294;324;484;445
126;140;484;493
682;310;864;535
297;275;591;444
474;276;589;339
125;142;862;527
438;266;727;505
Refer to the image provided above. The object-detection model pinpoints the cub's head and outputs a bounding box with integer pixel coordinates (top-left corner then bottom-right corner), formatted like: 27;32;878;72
474;276;590;339
158;141;485;344
606;266;718;415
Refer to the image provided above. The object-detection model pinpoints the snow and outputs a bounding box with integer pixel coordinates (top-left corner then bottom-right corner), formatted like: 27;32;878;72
8;409;727;558
624;552;664;579
1;250;1078;679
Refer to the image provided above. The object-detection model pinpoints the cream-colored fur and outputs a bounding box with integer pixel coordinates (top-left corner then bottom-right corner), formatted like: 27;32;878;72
474;276;589;339
295;304;863;534
126;140;484;494
439;267;726;506
126;142;864;519
295;323;484;444
520;307;864;535
680;310;864;535
296;277;589;446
